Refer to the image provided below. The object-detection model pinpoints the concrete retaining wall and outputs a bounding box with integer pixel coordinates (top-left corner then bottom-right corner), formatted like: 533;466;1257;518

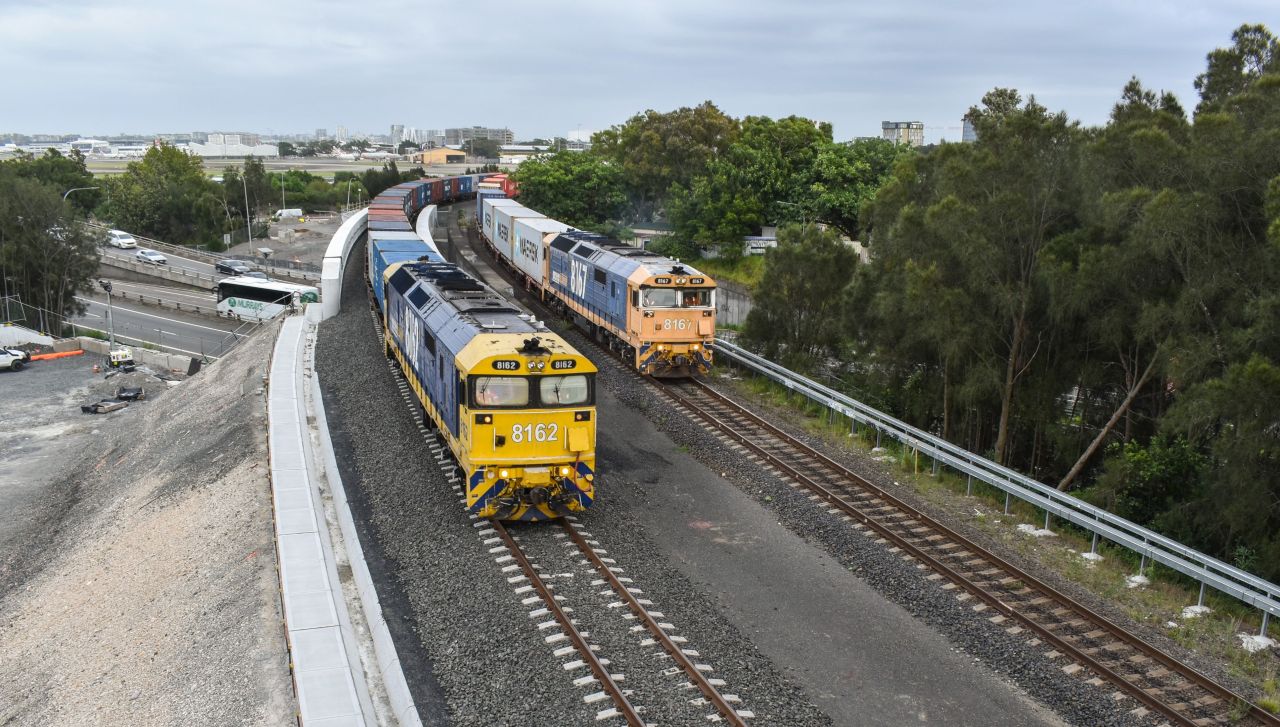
99;256;216;288
77;336;194;372
716;279;754;327
320;209;368;320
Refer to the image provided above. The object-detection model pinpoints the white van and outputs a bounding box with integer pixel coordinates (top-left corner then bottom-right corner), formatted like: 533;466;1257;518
106;229;137;249
273;208;304;220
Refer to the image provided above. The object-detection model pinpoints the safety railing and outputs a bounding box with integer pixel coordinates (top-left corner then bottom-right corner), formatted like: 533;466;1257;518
713;338;1280;634
86;222;321;282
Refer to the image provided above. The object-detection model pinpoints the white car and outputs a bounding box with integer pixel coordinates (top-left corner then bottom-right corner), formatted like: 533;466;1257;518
136;249;167;265
106;229;137;248
0;349;26;371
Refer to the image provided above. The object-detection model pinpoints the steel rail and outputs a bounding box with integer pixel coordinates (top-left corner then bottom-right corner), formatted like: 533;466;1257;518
559;520;749;727
489;520;645;727
656;378;1279;727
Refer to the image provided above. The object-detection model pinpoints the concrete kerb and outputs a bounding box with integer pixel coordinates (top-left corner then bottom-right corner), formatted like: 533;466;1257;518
268;311;422;726
268;315;376;726
304;324;423;727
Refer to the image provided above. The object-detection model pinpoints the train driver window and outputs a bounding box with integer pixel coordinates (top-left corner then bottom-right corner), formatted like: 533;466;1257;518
472;376;529;407
681;289;711;307
540;375;591;406
640;287;677;308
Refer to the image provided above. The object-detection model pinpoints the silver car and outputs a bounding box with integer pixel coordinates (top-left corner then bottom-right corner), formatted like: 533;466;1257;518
136;249;168;265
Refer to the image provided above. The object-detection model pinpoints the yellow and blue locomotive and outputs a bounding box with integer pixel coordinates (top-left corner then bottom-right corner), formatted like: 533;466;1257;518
381;259;597;521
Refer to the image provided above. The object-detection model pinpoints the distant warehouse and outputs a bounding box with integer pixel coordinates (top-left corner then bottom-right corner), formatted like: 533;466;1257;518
185;133;278;158
414;147;467;164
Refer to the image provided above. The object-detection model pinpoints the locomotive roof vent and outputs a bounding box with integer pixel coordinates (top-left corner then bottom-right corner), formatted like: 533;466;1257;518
671;264;687;274
520;336;548;353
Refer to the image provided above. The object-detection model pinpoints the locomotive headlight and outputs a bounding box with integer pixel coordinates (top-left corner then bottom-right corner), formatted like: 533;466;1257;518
676;277;687;285
527;361;535;369
657;344;667;351
499;469;510;479
644;310;655;318
691;344;700;351
559;466;572;477
536;361;545;370
486;469;496;479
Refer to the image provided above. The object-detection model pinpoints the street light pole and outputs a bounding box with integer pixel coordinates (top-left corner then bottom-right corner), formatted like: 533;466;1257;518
241;174;252;247
62;185;101;202
99;280;116;349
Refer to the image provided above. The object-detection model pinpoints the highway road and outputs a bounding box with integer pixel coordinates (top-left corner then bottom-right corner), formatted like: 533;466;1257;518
100;246;220;278
100;279;219;309
71;293;251;358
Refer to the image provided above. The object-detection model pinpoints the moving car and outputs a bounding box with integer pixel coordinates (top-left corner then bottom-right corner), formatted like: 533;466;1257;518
136;249;167;265
106;230;137;249
0;350;26;371
215;259;253;276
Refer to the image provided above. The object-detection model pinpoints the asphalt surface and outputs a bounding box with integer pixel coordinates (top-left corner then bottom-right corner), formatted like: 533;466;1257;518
100;246;216;278
101;279;218;309
71;293;248;357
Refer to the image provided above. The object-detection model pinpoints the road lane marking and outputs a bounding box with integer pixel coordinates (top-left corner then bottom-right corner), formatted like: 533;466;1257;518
74;296;249;336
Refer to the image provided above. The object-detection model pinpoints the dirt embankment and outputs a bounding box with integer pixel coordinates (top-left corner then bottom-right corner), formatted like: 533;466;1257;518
0;325;293;726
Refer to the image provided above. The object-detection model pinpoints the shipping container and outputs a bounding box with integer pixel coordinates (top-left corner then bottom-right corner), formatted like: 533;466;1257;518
511;216;571;289
476;189;506;221
368;235;442;309
480;197;523;243
491;204;544;264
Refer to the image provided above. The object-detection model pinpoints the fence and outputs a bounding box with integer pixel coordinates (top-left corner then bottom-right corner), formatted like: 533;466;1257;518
713;338;1280;635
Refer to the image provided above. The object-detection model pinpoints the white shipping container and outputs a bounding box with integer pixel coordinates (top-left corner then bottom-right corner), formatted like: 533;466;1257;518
492;204;543;264
476;189;506;222
482;197;523;246
512;217;571;288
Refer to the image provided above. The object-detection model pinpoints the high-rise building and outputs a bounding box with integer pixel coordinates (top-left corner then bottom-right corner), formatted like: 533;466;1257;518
390;124;405;146
881;121;924;147
424;129;445;148
336;125;348;142
315;128;328;140
962;118;978;143
444;126;515;145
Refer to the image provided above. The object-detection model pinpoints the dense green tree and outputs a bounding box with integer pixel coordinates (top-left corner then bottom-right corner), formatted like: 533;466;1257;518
1193;24;1278;112
592;101;739;220
100;143;226;247
513;151;626;229
466;138;501;160
806;138;912;239
0;168;99;326
277;141;298;157
742;224;859;369
668;115;832;255
398;140;420;155
1;149;101;215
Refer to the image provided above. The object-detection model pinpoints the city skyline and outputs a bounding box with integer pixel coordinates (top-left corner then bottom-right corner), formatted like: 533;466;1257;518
3;1;1277;143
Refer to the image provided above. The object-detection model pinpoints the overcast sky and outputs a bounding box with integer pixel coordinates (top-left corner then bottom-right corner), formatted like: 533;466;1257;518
3;0;1276;143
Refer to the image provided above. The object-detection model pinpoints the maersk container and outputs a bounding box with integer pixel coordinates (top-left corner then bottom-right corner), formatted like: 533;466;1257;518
481;197;523;245
489;203;540;261
512;216;570;289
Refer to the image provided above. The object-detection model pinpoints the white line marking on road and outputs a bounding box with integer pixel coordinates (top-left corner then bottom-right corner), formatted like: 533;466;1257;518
74;297;246;336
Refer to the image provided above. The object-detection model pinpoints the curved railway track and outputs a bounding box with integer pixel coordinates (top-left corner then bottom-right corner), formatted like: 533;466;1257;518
652;377;1279;727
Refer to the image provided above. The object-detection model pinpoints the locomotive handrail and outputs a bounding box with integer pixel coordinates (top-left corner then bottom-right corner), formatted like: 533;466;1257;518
713;338;1280;628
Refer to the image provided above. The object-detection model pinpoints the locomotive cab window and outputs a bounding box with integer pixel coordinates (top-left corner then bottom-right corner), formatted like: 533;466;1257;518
540;375;591;406
471;376;529;407
679;288;712;307
639;287;678;308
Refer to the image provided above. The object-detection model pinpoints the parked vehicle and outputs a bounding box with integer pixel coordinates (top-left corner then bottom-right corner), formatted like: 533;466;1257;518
106;230;137;249
215;259;253;276
3;348;31;363
135;249;167;265
0;350;26;371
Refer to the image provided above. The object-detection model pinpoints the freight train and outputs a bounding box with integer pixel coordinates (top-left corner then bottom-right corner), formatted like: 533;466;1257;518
477;197;717;377
367;179;598;522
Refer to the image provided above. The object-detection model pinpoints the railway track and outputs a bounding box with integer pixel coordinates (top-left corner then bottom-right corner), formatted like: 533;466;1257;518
363;231;754;724
485;518;754;725
652;377;1279;727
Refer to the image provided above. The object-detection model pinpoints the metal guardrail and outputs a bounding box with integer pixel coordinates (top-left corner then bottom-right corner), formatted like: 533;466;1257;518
108;289;217;317
86;222;321;282
99;253;217;287
714;338;1280;633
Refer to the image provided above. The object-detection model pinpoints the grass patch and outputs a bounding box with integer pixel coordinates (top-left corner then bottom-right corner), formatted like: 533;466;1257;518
695;255;764;289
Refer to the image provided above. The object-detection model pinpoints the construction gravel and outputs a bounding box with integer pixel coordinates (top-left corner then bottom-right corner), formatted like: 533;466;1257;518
315;231;829;726
0;327;293;726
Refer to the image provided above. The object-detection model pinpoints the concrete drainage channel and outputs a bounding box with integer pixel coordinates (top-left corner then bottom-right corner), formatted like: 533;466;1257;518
268;311;422;726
